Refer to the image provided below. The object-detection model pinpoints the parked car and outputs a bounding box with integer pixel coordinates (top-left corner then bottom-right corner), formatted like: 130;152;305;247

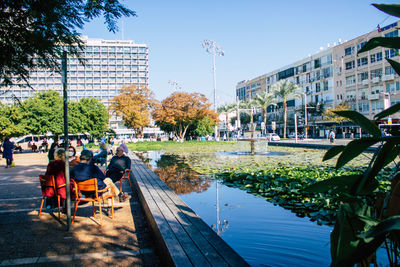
288;132;304;139
266;133;281;141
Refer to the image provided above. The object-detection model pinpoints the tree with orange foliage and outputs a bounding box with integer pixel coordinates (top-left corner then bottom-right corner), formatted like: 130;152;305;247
151;92;218;141
109;85;157;137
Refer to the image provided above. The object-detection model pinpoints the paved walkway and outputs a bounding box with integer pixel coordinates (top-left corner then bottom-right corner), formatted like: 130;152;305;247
0;153;159;266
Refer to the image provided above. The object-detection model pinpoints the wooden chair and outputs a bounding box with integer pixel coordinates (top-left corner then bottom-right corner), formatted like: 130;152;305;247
38;175;65;219
119;169;133;193
71;178;114;226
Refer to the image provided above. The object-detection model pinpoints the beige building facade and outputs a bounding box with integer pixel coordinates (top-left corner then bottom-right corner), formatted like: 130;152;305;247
236;21;400;137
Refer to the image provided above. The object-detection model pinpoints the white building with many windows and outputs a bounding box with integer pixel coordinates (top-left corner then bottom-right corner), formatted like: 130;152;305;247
1;36;149;137
236;21;400;138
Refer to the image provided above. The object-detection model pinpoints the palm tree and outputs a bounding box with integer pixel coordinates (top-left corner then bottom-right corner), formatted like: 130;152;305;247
253;91;277;136
271;80;301;138
217;103;236;139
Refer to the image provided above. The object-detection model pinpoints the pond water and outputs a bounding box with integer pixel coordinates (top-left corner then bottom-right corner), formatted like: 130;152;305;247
141;151;333;266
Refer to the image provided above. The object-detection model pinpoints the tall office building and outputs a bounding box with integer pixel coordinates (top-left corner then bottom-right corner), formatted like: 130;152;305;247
1;36;149;137
236;21;400;137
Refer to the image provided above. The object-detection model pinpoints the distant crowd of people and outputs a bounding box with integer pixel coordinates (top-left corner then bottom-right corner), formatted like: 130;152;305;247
2;135;133;211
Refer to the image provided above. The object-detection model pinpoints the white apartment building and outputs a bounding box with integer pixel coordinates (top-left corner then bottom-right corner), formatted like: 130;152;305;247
236;21;400;138
1;36;149;137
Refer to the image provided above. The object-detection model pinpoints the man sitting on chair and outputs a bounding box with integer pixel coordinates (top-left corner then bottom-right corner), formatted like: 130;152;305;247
71;150;130;202
106;146;131;184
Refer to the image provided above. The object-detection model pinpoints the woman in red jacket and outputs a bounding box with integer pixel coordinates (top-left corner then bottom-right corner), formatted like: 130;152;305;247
44;148;67;208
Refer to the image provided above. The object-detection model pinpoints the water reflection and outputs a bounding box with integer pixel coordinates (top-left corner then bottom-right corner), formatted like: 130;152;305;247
151;153;212;195
139;151;332;266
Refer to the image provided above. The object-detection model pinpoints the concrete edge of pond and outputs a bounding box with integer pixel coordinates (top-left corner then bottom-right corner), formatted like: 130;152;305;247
268;141;378;152
128;152;250;267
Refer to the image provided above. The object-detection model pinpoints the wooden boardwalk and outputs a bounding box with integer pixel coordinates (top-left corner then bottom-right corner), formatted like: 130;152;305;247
130;157;249;267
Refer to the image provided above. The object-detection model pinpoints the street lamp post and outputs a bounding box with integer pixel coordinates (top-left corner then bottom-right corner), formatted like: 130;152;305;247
304;93;308;139
202;40;224;140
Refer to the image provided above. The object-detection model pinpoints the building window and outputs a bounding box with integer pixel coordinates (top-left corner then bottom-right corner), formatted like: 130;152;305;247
386;82;400;92
322;66;332;78
345;46;354;56
315;82;321;93
385;49;398;58
385;30;398;37
357;57;368;67
385;66;396;75
346;75;356;87
314;58;321;69
357;72;369;83
345;61;355;70
357;41;367;51
370;68;383;79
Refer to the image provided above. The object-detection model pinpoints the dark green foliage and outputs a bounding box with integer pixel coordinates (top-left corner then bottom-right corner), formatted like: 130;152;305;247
308;77;400;264
334;111;381;137
322;146;345;161
0;103;27;138
372;4;400;18
357;37;400;53
335;138;380;168
192;116;215;137
375;101;400;120
0;91;108;138
0;0;135;86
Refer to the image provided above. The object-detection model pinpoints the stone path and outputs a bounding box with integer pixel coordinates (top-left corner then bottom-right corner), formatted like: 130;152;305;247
0;153;160;266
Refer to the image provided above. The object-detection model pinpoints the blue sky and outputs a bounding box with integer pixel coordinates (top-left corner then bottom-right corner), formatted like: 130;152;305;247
81;0;398;105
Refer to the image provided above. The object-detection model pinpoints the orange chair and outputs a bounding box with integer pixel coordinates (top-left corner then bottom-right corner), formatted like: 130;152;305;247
119;169;133;193
71;178;114;226
38;175;65;219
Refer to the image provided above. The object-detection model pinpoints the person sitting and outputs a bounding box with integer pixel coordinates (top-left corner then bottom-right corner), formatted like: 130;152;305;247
119;140;129;154
70;150;130;202
31;143;38;152
44;148;67;209
93;142;108;166
106;146;131;184
48;139;59;162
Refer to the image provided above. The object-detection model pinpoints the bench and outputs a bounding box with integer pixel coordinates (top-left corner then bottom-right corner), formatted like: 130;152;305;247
130;158;249;266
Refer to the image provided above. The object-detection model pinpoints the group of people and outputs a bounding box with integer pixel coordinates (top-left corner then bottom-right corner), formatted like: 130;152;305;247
43;142;132;210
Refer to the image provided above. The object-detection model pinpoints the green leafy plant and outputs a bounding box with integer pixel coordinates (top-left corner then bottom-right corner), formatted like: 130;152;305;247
304;5;400;265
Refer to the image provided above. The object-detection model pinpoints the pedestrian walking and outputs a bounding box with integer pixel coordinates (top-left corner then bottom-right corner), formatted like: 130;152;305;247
2;137;14;168
329;130;335;144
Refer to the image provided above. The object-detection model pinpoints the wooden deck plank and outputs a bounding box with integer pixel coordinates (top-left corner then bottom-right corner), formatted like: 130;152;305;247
139;163;249;267
131;164;192;266
130;158;249;267
136;163;228;266
133;163;211;266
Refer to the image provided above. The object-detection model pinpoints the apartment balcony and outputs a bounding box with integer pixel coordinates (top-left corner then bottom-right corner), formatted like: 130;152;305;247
382;74;395;81
368;94;380;100
362;79;369;85
372;77;380;83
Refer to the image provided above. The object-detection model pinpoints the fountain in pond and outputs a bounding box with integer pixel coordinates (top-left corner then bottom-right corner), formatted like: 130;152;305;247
237;122;269;155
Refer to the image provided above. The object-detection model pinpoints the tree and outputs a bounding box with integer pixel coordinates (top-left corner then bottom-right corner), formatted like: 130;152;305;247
152;92;218;141
0;0;135;87
109;85;156;138
271;80;301;138
217;103;236;138
73;98;109;138
252;91;277;135
230;112;250;127
193;116;215;137
0;103;27;138
323;103;350;124
19;90;64;136
238;100;255;130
